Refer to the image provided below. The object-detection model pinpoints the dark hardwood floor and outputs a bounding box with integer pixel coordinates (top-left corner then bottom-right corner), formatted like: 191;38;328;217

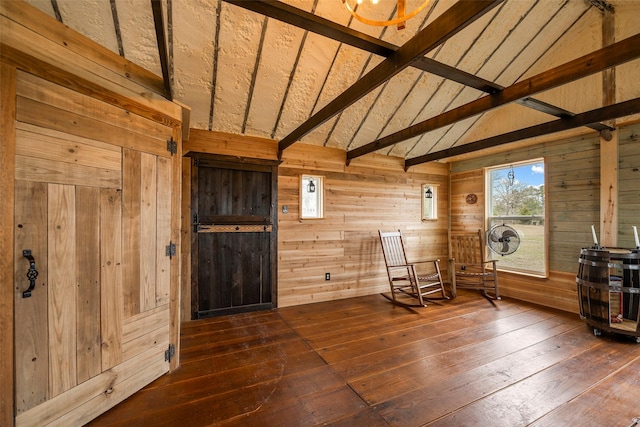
89;291;640;426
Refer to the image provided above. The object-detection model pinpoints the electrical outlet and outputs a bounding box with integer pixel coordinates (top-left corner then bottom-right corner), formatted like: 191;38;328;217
325;273;330;281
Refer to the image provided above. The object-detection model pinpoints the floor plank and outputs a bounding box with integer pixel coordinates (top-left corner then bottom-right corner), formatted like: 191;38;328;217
426;340;640;426
354;318;585;405
529;356;640;426
89;292;640;426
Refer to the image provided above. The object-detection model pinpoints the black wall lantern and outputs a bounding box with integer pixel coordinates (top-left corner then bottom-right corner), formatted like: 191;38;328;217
307;178;316;193
422;184;437;220
425;186;433;199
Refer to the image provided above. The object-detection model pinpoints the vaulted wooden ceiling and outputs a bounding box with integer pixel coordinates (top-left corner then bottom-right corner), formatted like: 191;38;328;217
23;0;640;167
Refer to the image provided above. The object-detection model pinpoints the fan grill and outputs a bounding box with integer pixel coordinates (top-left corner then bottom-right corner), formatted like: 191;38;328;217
487;224;520;256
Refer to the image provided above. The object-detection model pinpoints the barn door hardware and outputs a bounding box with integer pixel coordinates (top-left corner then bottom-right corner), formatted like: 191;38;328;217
166;137;177;155
193;214;199;232
165;242;177;259
164;343;175;362
22;249;39;298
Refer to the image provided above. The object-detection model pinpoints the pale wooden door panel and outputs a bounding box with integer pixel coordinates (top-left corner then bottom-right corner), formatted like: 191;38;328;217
114;152;173;361
16;95;160;158
14;180;49;414
156;156;172;307
14;71;174;426
122;148;141;318
121;325;169;362
51;343;169;427
100;188;123;371
14;121;122;189
47;183;77;398
122;150;172;316
16;122;122;171
76;186;102;383
140;152;157;313
16;72;172;149
15;342;169;427
15;154;121;189
122;305;170;361
15;71;172;161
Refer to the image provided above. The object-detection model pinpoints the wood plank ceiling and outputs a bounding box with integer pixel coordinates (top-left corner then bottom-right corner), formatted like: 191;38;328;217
25;0;640;167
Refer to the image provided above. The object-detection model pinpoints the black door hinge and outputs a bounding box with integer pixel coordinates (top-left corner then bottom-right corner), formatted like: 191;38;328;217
167;137;177;155
165;241;177;259
165;343;175;362
193;214;199;233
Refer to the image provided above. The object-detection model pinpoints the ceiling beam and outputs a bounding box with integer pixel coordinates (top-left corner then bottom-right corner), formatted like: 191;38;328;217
151;0;172;100
415;57;500;94
275;0;502;155
515;98;611;133
405;97;640;167
347;33;640;162
224;0;392;56
224;0;501;94
225;0;610;149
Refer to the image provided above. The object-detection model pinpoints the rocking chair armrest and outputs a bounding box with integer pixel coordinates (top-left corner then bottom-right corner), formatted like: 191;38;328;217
407;258;441;265
449;258;496;266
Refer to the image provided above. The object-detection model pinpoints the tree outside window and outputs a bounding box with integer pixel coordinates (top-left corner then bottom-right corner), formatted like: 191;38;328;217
487;159;546;276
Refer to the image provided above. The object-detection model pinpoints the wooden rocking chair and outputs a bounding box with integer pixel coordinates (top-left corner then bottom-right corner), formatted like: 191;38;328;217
449;230;500;300
378;230;448;307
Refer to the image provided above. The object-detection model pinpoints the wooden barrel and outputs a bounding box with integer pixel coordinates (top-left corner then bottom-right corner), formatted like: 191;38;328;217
618;249;640;323
576;248;610;325
576;247;640;340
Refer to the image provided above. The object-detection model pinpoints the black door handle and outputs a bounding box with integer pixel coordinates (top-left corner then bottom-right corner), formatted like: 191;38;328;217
22;249;39;298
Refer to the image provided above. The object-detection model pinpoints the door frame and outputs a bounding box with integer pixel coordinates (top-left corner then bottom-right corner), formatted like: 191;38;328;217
0;62;17;425
188;153;279;319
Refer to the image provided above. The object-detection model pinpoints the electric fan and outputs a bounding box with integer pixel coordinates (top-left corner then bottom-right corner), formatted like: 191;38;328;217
487;224;520;256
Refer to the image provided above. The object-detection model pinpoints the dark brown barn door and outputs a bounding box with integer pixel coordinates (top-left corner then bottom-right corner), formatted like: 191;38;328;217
191;154;278;319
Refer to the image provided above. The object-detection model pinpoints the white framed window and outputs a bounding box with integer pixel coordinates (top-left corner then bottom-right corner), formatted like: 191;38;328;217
300;174;324;219
486;159;546;276
422;184;437;220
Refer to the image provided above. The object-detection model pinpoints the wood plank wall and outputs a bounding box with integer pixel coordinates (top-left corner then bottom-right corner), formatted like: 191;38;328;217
278;145;449;308
618;124;640;248
450;122;640;313
184;130;450;310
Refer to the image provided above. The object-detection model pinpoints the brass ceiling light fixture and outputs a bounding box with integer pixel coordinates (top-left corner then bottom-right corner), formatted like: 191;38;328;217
342;0;431;30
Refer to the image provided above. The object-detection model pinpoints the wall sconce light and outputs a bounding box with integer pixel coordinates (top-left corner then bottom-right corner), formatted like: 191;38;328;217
307;178;316;193
301;174;324;219
422;183;437;220
425;187;433;199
